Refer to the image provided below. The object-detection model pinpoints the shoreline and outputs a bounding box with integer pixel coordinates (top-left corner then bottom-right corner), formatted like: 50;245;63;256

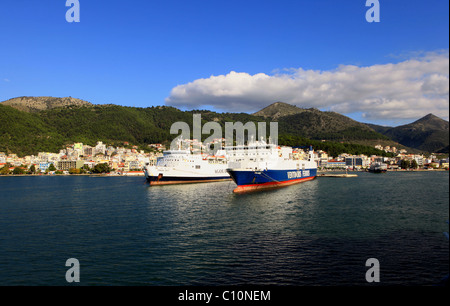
317;168;448;173
1;169;448;178
0;173;145;177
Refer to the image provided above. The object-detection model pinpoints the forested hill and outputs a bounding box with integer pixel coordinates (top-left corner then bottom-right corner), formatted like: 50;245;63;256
0;97;423;157
1;103;184;156
0;103;267;156
366;114;449;153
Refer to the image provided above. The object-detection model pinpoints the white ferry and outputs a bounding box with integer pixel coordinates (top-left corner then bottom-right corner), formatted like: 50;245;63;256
225;139;317;193
144;141;230;185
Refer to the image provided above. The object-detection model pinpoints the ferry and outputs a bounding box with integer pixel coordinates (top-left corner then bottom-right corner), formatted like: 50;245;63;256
144;140;230;185
225;139;317;193
368;162;387;173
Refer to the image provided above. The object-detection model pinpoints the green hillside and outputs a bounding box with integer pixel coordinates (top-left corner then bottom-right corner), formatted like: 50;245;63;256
367;114;449;153
0;100;400;158
0;104;65;155
277;109;390;141
0;104;268;156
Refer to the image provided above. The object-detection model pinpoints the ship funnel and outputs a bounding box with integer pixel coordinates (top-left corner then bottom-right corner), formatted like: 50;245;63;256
308;145;314;161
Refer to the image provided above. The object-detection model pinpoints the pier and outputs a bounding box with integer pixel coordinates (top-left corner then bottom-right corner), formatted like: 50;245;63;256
317;173;358;178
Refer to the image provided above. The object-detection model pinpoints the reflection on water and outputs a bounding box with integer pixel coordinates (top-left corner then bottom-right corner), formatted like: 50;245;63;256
0;172;448;285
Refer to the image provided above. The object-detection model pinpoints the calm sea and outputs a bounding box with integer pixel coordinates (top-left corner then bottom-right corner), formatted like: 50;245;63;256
0;171;448;286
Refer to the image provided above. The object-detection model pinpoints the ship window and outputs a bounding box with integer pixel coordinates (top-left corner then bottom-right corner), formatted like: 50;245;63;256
195;165;200;169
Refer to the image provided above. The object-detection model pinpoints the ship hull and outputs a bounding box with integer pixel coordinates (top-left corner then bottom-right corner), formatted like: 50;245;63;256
227;168;317;193
146;174;230;185
368;169;387;173
145;166;230;186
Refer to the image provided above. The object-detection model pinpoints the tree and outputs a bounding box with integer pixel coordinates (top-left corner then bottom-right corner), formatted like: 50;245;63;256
400;159;411;169
48;164;56;171
0;164;11;175
410;159;418;169
29;164;36;174
13;167;25;175
92;163;111;174
69;168;80;174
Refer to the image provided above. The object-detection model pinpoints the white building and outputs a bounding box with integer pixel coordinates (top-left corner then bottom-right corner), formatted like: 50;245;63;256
94;141;106;155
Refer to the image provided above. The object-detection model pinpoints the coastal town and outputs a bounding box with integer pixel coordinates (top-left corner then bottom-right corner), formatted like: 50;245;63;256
0;139;448;176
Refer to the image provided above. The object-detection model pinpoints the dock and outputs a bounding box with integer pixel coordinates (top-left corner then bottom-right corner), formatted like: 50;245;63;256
317;173;358;178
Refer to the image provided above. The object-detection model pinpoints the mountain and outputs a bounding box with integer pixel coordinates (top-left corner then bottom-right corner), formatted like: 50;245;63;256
367;114;449;153
253;102;394;143
277;108;389;142
253;102;306;119
1;96;93;113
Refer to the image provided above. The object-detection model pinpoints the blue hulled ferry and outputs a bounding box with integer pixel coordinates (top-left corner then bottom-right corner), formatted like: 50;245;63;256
225;140;317;193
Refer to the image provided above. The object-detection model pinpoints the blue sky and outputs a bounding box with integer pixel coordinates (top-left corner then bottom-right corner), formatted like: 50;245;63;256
0;0;448;126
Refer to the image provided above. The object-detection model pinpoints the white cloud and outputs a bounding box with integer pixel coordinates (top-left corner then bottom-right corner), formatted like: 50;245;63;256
165;51;449;121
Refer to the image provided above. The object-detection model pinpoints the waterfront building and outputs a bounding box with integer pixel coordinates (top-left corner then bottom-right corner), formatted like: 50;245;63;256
314;150;329;168
57;160;84;171
109;161;119;170
345;156;364;169
123;160;142;171
83;161;95;169
326;160;346;169
414;155;424;167
39;162;53;172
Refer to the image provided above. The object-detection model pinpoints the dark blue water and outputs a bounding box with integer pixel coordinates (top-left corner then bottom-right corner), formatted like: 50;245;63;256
0;171;448;285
